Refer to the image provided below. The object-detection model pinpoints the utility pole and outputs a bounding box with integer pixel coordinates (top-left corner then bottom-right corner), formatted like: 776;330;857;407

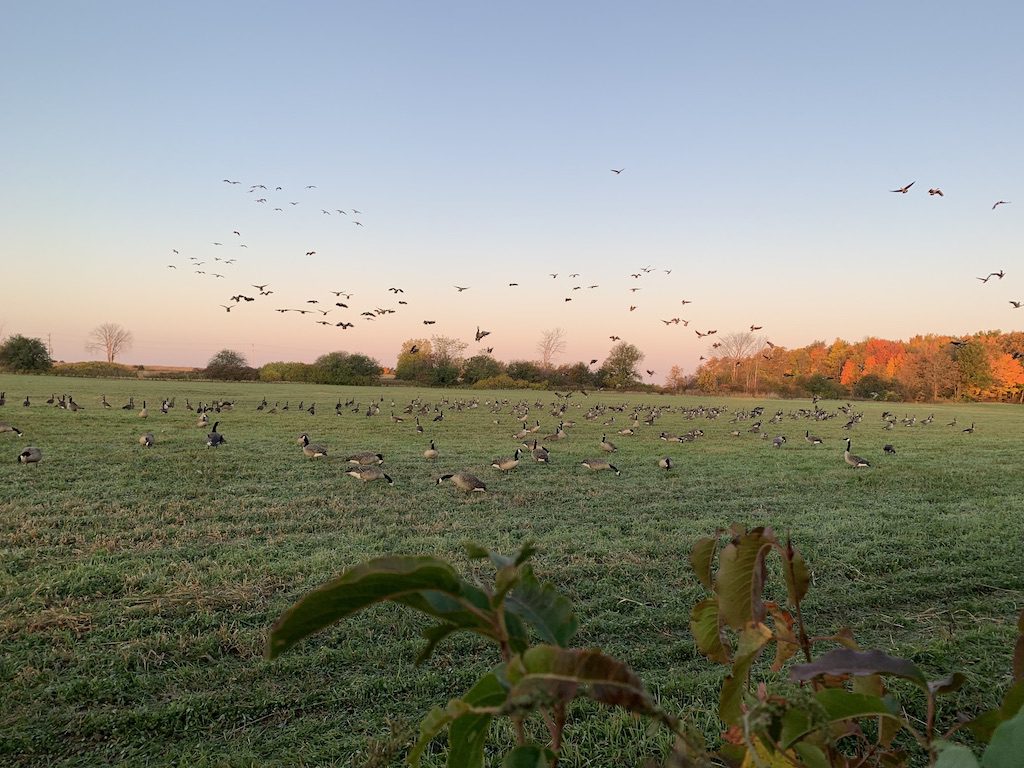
47;333;53;357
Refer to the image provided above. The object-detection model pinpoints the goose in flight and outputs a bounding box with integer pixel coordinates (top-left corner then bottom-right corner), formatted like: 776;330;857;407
890;181;915;193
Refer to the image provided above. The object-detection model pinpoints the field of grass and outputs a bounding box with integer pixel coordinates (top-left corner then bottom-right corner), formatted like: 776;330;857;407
2;373;1022;766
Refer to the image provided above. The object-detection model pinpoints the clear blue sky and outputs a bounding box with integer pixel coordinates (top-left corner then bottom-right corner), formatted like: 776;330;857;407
3;2;1022;379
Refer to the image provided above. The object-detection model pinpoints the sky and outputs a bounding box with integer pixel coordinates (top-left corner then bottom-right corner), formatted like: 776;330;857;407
3;2;1023;382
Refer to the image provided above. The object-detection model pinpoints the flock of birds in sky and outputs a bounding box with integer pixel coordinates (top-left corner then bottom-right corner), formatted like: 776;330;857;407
157;173;1018;375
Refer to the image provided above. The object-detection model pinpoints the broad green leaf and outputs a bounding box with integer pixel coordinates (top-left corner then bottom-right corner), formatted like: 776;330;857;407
781;539;810;608
493;564;520;605
501;744;552;767
505;565;578;647
690;536;717;591
716;529;773;630
448;669;509;768
790;648;928;691
934;740;981;768
506;645;663;720
851;673;884;697
967;681;1024;743
792;742;829;768
720;622;772;726
409;700;471;767
266;556;494;659
778;689;900;748
982;705;1024;768
463;542;490;559
930;672;967;697
691;598;731;664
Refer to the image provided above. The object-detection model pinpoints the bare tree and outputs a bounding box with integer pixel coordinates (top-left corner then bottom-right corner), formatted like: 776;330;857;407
717;331;760;386
536;327;567;369
87;323;134;363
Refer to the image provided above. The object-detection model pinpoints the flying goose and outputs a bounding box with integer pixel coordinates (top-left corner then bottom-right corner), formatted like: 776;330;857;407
581;458;620;475
346;466;394;484
491;448;522;471
436;472;487;492
843;439;870;468
18;446;42;464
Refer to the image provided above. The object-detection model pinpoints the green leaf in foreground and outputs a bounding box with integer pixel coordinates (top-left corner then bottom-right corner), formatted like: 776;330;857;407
689;536;717;592
934;740;981;768
983;705;1024;768
505;565;578;647
266;555;493;659
690;598;731;664
501;744;552;767
715;528;773;630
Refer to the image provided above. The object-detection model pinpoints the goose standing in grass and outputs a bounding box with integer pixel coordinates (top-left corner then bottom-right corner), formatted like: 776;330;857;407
1;423;23;436
805;430;823;446
962;423;976;434
346;466;394;484
299;433;328;459
18;446;42;464
772;436;787;448
599;434;617;453
659;456;673;470
531;440;550;463
491;448;521;471
206;422;226;447
139;433;155;448
581;458;620;475
423;440;439;460
436;472;487;493
138;400;148;418
843;439;870;468
884;444;896;455
346;451;384;465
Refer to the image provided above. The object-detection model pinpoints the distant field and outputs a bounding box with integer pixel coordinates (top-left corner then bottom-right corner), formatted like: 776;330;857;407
1;373;1022;766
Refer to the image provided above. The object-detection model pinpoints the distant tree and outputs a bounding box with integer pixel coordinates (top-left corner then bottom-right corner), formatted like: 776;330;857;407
462;354;504;385
396;339;433;383
536;327;567;370
665;365;688;392
557;362;597;388
602;341;644;388
953;342;992;398
800;374;845;400
313;351;381;385
204;349;257;381
430;335;468;366
260;361;313;382
853;373;899;400
86;322;133;363
506;360;545;383
0;335;52;372
717;331;759;385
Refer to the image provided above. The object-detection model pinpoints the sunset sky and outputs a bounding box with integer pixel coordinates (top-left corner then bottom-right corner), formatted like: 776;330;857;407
4;3;1023;381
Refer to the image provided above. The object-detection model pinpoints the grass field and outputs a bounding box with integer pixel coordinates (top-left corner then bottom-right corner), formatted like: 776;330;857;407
2;373;1022;766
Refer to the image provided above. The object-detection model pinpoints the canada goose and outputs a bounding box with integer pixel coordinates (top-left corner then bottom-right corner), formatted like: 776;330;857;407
346;467;394;484
436;472;487;492
659;456;673;470
883;444;896;455
139;432;155;447
0;423;23;436
531;440;550;463
423;440;439;460
206;422;226;447
197;413;209;427
346;451;384;465
0;392;4;406
772;436;786;448
18;446;42;464
599;434;617;453
581;458;620;475
491;448;522;471
299;433;328;459
805;430;823;445
138;401;148;418
843;439;870;468
415;417;424;434
962;423;976;434
100;394;111;408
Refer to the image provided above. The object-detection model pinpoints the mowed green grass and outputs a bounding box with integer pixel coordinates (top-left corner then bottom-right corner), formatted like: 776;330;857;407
1;373;1022;767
